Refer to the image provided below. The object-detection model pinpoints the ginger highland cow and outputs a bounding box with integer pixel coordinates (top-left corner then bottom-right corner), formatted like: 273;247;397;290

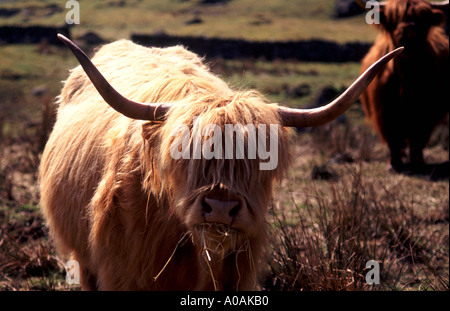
39;34;401;290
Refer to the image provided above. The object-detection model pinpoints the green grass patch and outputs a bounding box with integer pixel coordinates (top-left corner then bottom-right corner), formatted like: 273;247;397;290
214;59;361;107
0;44;77;122
0;0;378;43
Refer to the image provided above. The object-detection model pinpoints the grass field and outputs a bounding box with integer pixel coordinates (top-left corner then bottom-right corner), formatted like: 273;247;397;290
0;0;448;291
0;0;378;42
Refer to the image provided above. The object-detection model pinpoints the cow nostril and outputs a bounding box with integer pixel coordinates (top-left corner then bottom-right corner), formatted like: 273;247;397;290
228;204;241;218
202;200;213;214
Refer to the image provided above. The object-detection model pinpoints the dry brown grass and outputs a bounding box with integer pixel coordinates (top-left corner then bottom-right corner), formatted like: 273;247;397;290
265;120;449;291
0;104;67;291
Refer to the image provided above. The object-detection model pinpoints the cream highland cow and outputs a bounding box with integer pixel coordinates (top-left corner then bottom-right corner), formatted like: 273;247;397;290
39;34;402;290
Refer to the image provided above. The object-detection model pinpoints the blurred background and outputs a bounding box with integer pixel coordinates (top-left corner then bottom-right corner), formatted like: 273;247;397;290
0;0;448;291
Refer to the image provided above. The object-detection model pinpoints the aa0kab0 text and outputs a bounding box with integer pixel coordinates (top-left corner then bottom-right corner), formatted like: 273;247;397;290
180;295;269;308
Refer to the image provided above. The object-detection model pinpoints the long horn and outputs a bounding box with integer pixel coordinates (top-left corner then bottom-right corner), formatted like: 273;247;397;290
278;46;403;127
57;34;170;121
431;0;449;8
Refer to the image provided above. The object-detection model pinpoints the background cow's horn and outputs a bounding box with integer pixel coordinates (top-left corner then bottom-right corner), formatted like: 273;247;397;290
277;47;404;128
57;34;170;121
431;0;449;8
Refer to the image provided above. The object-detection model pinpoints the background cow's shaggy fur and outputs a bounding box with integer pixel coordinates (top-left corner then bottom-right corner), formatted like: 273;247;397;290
360;0;449;172
39;40;292;290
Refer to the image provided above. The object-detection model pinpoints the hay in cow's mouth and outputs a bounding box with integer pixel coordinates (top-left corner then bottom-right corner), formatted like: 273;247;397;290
153;223;255;290
196;223;255;290
197;223;240;256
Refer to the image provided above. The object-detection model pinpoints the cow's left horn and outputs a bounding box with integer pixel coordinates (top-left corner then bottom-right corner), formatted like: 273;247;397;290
57;34;170;121
278;47;404;127
431;0;449;8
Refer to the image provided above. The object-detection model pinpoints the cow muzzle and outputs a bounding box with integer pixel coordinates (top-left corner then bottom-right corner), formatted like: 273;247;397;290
202;197;243;225
200;187;248;227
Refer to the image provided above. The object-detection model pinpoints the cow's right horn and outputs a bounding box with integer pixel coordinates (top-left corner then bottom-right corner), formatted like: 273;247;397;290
431;0;449;8
57;34;171;121
277;47;404;128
